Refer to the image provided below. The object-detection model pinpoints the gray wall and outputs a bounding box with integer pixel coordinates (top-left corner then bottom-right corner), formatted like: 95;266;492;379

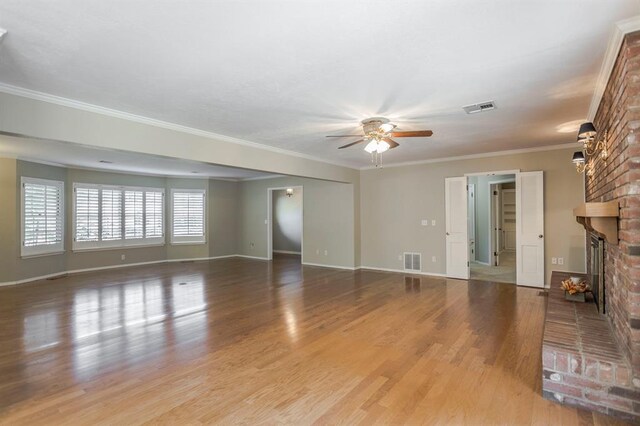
209;179;239;257
272;188;302;253
238;177;356;268
360;148;586;284
1;159;239;283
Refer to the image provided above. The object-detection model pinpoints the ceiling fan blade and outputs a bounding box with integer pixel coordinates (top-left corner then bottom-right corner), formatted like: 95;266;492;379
338;139;364;149
391;130;433;138
382;137;400;149
326;135;363;138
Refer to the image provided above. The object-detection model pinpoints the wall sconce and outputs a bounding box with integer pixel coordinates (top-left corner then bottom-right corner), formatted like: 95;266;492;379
571;122;608;174
286;188;294;197
572;151;586;173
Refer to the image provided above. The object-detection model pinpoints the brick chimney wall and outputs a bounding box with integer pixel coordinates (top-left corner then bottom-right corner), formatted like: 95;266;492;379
585;30;640;378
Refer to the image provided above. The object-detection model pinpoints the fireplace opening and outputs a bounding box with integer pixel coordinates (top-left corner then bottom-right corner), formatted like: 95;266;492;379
589;234;605;314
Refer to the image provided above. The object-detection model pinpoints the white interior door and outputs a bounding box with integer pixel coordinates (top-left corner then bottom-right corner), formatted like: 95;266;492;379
445;177;469;279
516;171;544;287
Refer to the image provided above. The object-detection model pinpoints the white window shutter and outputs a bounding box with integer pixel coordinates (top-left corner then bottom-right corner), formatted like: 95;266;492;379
22;177;64;257
145;191;164;238
125;190;144;239
73;184;165;250
101;189;122;241
172;190;205;243
74;186;100;242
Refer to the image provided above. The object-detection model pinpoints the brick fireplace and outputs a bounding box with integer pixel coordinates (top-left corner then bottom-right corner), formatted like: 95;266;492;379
541;29;640;422
585;29;640;379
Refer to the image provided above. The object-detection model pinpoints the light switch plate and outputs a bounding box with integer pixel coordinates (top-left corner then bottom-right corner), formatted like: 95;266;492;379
431;220;436;226
421;219;428;226
551;257;557;265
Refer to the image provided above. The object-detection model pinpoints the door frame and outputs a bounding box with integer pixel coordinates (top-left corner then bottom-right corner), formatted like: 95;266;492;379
468;183;476;262
267;186;304;262
462;170;520;282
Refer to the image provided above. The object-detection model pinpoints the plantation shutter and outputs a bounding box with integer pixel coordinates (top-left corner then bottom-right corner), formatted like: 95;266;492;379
101;189;122;241
172;190;205;243
22;178;64;256
145;191;164;238
124;190;144;239
75;186;100;242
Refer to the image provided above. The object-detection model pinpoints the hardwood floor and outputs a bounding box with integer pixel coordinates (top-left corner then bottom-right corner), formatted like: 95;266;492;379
0;256;625;425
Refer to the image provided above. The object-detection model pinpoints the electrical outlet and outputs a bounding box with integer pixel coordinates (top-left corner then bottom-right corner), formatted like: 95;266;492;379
316;249;320;255
121;254;126;261
558;257;564;265
264;219;268;225
421;219;428;226
398;254;403;261
324;250;328;256
551;257;557;265
432;256;437;263
431;220;436;226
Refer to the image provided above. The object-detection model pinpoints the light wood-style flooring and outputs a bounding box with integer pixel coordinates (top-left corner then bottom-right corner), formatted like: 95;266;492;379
0;255;625;424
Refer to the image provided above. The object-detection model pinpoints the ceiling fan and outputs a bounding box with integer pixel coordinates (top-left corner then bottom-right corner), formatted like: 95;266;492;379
326;117;433;156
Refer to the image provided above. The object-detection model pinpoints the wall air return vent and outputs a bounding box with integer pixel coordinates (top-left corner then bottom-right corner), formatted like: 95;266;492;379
404;252;422;272
463;101;496;114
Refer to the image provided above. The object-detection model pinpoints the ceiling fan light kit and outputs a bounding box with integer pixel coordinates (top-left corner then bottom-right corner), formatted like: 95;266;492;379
326;117;433;167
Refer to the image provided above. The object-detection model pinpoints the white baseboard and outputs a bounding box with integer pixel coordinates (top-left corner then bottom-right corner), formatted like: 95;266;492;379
2;256;453;287
473;261;491;266
0;254;238;287
166;255;236;263
358;265;447;278
235;255;269;261
273;250;301;255
0;271;72;287
302;262;356;271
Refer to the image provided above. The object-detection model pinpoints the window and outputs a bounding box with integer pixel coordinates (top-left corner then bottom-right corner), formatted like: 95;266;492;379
171;189;206;244
101;189;122;241
21;177;65;257
124;190;144;239
73;183;164;250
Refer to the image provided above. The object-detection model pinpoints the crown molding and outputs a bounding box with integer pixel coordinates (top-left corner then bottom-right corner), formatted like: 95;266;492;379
240;174;286;182
0;83;358;170
359;143;577;170
588;15;640;120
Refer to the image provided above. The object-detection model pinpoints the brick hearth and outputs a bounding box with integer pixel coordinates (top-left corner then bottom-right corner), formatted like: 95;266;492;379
543;272;640;422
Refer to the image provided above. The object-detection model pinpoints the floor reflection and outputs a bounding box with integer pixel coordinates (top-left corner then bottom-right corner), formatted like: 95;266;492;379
171;275;207;317
24;309;60;352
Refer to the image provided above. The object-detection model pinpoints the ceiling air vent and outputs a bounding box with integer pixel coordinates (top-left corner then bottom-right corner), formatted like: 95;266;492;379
463;101;496;114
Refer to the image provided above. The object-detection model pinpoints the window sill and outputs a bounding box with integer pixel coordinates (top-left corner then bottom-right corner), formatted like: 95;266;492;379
72;243;166;253
21;250;66;259
169;241;207;246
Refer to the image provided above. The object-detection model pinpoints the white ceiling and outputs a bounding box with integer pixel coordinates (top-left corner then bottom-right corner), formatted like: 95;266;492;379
0;134;276;180
0;1;638;168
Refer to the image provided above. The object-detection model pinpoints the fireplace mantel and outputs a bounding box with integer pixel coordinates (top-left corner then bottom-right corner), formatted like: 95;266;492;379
573;201;619;245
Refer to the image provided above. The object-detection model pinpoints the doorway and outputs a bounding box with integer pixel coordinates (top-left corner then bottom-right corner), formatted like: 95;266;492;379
267;186;303;263
467;174;516;284
445;171;545;287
